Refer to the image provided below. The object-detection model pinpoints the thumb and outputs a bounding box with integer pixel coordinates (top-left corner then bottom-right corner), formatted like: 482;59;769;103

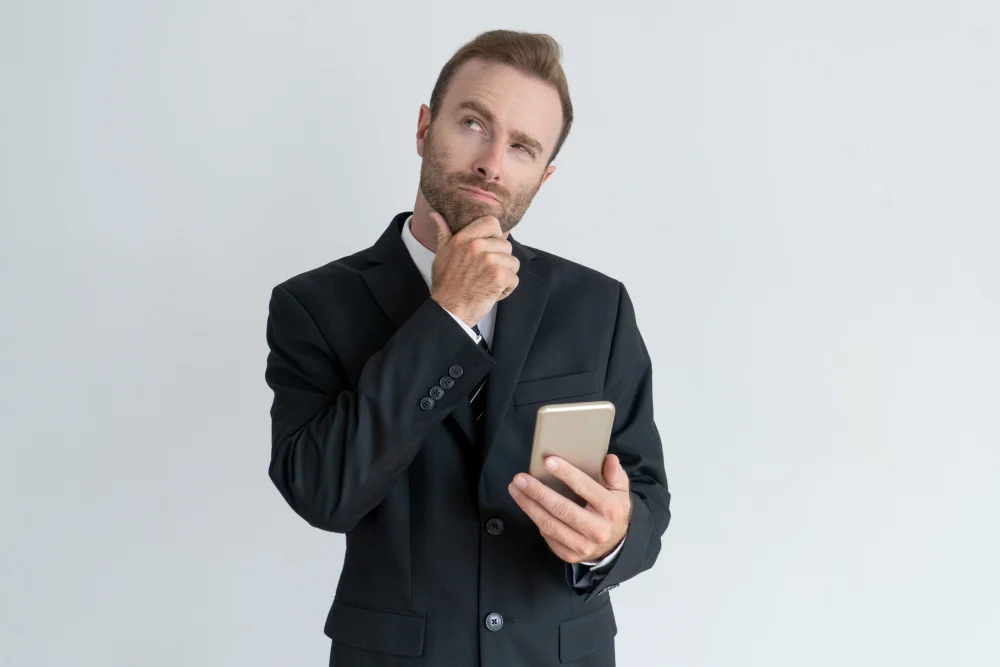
429;211;452;248
603;454;630;492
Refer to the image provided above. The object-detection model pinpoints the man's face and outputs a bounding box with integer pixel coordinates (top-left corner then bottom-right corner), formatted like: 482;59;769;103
418;59;562;235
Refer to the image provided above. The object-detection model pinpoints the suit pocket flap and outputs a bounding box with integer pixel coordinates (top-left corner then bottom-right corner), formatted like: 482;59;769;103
559;602;618;663
324;599;426;658
514;370;598;406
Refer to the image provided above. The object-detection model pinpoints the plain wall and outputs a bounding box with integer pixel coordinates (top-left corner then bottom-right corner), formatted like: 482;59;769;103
1;1;997;665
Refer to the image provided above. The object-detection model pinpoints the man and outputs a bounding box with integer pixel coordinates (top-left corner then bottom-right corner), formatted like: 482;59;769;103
264;30;670;666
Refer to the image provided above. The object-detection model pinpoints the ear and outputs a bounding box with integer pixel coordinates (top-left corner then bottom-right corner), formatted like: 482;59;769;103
416;104;432;157
539;164;556;187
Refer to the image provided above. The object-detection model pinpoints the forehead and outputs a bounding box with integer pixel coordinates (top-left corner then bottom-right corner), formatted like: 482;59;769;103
441;59;564;152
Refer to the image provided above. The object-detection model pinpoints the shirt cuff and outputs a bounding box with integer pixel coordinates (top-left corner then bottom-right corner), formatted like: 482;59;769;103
443;308;481;344
570;534;626;590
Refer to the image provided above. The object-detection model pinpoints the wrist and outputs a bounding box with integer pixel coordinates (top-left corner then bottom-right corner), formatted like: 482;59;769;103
431;295;473;327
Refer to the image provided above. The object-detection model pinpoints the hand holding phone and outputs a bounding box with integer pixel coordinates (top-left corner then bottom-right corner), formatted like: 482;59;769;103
512;399;631;564
528;400;615;506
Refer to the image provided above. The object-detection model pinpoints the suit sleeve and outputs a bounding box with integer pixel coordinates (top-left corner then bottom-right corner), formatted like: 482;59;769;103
265;285;493;533
570;281;672;601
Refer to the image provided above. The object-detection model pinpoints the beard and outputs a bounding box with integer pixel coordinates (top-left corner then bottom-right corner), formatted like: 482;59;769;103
419;126;541;235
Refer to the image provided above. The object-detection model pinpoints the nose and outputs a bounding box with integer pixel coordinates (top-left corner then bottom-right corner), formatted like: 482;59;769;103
472;139;505;183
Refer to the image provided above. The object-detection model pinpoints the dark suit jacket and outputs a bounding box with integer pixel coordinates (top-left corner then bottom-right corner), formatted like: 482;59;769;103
264;212;671;666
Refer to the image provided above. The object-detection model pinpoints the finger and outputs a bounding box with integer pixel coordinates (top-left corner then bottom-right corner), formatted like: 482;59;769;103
544;535;585;564
512;473;609;544
543;457;613;514
485;252;519;273
429;211;453;246
490;268;518;301
497;272;519;300
603;454;631;492
508;482;592;556
497;271;521;301
460;215;503;240
467;237;513;257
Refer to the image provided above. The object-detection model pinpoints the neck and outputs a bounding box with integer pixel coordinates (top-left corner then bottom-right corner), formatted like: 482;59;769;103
409;198;440;253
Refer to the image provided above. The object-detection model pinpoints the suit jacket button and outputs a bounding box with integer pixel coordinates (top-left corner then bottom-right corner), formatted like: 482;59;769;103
485;612;504;631
486;517;504;536
419;397;435;411
429;386;445;400
448;364;464;379
439;376;455;390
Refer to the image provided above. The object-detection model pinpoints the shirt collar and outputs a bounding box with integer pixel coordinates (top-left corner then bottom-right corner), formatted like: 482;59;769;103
399;213;436;291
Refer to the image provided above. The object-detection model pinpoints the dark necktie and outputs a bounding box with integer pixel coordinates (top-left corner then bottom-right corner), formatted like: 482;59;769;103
470;324;490;422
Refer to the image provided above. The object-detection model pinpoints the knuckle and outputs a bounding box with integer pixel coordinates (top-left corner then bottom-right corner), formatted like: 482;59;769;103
469;238;485;253
539;520;558;537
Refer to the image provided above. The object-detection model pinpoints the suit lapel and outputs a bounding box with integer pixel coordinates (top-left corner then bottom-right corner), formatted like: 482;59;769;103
362;213;430;330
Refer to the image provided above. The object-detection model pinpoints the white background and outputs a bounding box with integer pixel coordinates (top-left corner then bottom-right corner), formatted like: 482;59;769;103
2;1;997;665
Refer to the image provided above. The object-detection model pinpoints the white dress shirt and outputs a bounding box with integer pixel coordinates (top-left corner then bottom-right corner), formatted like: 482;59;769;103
399;215;625;575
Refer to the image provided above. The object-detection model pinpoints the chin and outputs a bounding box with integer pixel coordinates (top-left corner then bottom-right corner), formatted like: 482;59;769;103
452;203;500;228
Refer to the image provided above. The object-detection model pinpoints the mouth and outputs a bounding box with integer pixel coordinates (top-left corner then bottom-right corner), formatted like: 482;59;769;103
459;187;500;203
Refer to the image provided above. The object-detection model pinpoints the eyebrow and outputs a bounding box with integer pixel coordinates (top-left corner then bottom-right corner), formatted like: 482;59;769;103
457;99;546;156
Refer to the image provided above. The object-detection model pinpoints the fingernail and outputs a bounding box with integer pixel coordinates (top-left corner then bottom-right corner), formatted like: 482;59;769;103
515;475;528;488
545;457;558;471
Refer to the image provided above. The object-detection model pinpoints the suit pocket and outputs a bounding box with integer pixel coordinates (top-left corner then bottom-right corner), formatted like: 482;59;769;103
324;599;426;658
559;601;618;663
513;370;599;406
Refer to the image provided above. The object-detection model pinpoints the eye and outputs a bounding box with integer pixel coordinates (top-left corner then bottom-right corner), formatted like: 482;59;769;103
463;118;484;132
514;144;534;157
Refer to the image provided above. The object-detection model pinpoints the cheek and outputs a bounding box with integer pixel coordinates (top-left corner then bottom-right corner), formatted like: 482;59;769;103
435;124;473;150
508;178;538;204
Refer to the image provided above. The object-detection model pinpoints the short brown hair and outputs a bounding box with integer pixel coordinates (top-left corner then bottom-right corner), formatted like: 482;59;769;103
428;30;574;164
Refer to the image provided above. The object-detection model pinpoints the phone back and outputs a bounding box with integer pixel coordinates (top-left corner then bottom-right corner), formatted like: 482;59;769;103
528;400;616;505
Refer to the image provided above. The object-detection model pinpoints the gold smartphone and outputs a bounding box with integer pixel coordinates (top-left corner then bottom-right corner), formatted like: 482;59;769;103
528;400;616;506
